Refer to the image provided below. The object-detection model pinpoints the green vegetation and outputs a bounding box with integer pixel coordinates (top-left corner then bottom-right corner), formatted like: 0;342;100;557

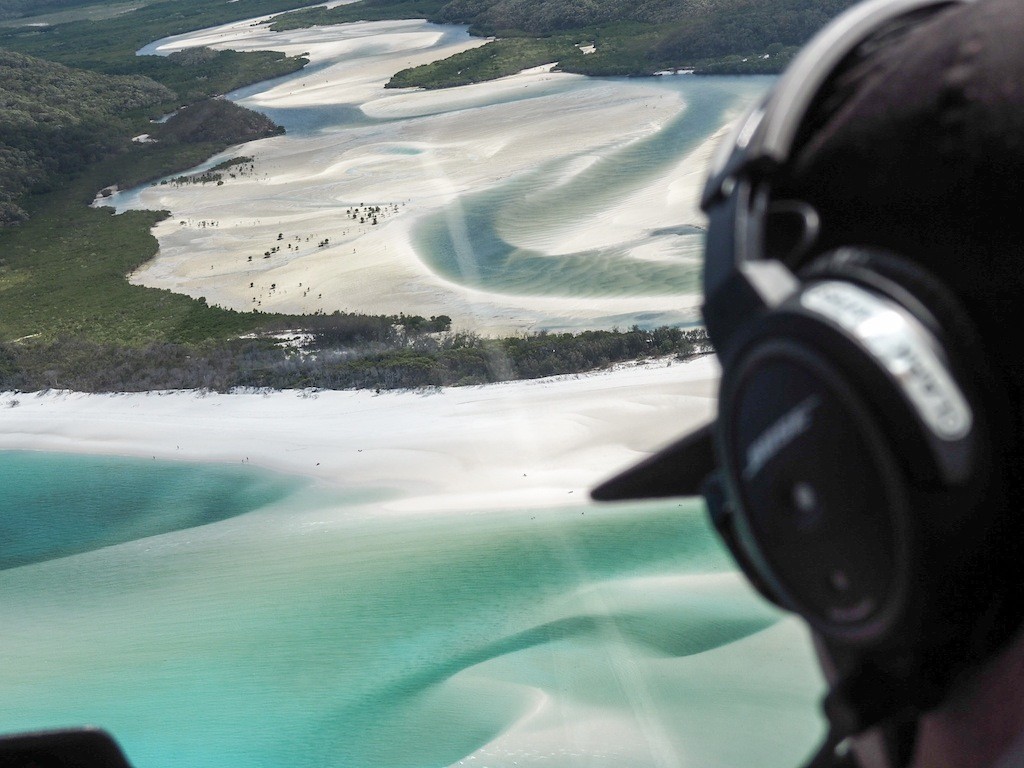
0;0;779;391
0;0;323;71
0;0;322;356
388;36;584;89
0;50;172;224
0;1;317;167
0;0;318;225
0;327;711;392
0;0;105;21
430;0;853;47
153;100;284;145
0;1;160;28
0;132;711;391
269;0;448;31
0;168;259;346
269;0;858;86
1;57;282;209
0;49;290;222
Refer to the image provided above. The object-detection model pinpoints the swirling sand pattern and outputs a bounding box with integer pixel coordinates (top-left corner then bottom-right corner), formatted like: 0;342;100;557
109;14;771;333
413;80;751;299
0;453;823;768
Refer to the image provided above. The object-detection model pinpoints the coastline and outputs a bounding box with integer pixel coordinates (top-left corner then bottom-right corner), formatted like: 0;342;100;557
0;350;830;768
109;15;769;336
0;355;719;510
0;355;829;768
0;9;827;767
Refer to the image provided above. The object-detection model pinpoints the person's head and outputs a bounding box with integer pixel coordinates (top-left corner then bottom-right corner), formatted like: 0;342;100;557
595;0;1024;764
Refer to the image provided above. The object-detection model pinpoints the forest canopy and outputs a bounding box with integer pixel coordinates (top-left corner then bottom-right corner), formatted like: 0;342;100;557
0;50;172;224
0;0;847;390
0;0;316;224
271;0;859;81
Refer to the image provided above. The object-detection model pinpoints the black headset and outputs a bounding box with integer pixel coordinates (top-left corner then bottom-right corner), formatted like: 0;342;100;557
594;0;1022;764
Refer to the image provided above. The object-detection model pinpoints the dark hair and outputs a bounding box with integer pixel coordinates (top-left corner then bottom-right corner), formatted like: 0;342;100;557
778;0;1024;405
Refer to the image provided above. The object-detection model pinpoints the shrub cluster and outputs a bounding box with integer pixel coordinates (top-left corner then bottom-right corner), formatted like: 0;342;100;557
0;50;173;224
153;100;284;145
277;0;859;82
0;326;710;393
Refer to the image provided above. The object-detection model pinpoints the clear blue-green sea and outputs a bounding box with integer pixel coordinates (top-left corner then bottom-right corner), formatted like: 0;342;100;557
0;451;824;768
411;77;760;301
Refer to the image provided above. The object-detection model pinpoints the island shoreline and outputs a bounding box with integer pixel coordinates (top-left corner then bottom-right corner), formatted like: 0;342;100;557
0;355;720;509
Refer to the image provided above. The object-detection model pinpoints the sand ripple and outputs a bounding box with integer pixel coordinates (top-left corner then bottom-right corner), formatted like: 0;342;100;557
110;15;769;334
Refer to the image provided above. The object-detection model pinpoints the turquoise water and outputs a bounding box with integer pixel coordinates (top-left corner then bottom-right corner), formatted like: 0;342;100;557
0;452;305;570
412;77;770;299
74;24;825;767
0;452;825;768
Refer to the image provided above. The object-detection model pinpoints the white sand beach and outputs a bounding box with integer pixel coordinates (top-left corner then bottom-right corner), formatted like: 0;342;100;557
0;355;719;512
0;355;829;768
108;16;767;335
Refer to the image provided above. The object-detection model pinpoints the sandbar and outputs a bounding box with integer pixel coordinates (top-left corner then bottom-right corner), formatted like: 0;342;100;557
110;14;764;335
0;355;719;511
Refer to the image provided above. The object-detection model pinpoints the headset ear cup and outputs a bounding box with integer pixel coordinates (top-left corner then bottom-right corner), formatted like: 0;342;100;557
800;245;999;488
799;246;1024;665
702;472;782;607
799;247;983;360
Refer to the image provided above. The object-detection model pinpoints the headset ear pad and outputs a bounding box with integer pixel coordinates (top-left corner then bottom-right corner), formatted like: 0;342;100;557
799;246;997;492
799;247;984;372
797;247;1018;653
715;245;1005;651
716;307;914;647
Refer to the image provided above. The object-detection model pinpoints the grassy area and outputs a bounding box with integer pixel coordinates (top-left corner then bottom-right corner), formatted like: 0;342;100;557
1;105;307;347
269;0;448;31
0;160;273;346
0;0;160;28
387;35;584;89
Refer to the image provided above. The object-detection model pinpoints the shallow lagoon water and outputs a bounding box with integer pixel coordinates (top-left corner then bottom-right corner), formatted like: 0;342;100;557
242;71;768;303
0;452;824;768
108;14;773;331
413;77;759;299
0;451;312;569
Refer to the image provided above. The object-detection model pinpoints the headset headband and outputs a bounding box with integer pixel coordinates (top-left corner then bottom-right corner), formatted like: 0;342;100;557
705;0;965;185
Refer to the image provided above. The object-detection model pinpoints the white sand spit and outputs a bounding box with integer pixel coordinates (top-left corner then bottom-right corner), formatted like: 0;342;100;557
109;14;767;334
0;356;719;511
